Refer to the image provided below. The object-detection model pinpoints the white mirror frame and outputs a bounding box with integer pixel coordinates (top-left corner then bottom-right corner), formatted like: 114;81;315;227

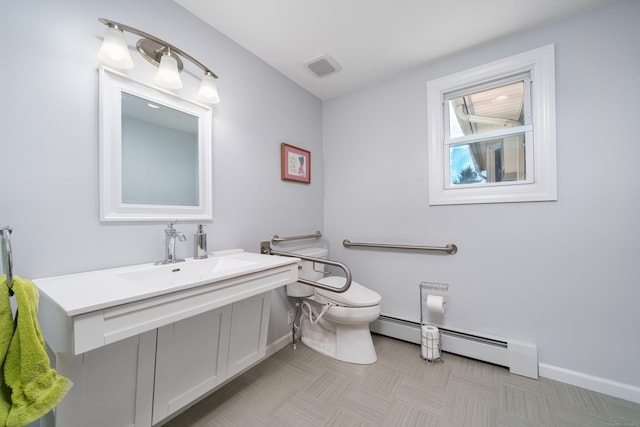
99;67;213;221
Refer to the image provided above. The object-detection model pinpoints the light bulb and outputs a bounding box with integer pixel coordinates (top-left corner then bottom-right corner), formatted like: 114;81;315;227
197;72;220;104
154;53;183;90
98;25;134;70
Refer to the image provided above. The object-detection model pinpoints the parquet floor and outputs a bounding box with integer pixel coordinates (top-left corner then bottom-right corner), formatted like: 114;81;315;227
163;334;640;426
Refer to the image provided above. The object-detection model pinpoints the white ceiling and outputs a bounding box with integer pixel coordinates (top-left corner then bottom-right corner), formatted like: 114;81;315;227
175;0;614;100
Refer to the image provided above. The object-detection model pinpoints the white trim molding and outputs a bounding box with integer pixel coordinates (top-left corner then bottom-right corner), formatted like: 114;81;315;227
427;44;557;205
539;363;640;404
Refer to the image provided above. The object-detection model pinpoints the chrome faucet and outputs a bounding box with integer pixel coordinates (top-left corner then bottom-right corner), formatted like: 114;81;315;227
156;220;186;265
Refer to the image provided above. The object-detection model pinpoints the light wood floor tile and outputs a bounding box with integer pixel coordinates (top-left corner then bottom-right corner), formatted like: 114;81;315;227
550;380;612;416
382;400;439;426
324;408;369;427
442;394;499;427
402;360;451;390
603;394;640;424
336;386;392;424
499;383;557;426
449;371;500;406
393;381;447;416
303;371;352;405
324;356;372;382
162;334;640;427
496;412;539;427
553;404;624;427
360;364;404;398
272;392;334;426
277;356;327;387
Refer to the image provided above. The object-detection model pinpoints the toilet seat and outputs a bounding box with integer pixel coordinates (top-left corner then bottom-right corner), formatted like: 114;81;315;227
316;276;382;307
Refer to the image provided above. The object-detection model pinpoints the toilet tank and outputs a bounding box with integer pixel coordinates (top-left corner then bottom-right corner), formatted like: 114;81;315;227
286;247;328;297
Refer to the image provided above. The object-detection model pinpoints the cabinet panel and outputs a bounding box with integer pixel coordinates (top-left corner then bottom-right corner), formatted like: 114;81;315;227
54;263;296;355
53;331;156;427
227;292;271;377
152;306;231;424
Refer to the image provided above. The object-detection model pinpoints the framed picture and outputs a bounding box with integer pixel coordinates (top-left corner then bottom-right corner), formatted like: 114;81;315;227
281;143;311;184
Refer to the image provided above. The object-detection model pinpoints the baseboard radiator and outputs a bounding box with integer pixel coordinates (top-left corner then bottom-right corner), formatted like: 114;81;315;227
371;315;538;379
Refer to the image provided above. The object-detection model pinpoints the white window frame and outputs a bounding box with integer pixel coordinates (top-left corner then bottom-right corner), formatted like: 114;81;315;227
427;44;557;205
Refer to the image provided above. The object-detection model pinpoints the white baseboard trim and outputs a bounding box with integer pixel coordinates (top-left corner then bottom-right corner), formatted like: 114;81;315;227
539;363;640;404
265;333;293;358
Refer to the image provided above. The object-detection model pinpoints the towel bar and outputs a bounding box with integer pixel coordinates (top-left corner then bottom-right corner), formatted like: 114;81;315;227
1;226;14;289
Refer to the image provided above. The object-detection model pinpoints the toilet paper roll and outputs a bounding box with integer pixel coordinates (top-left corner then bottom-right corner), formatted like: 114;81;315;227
423;344;440;360
421;325;441;360
426;295;445;314
421;325;439;336
421;326;440;344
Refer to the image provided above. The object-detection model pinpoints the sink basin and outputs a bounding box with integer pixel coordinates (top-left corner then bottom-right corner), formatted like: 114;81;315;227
118;256;258;287
34;250;300;322
34;249;300;355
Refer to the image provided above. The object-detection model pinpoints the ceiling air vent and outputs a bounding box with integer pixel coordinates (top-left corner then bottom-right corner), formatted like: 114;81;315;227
304;55;341;78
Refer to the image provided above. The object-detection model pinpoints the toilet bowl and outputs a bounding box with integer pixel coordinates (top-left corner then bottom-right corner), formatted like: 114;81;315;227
287;248;381;364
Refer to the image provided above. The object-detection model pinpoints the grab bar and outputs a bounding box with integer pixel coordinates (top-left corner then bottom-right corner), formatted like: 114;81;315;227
343;239;457;255
271;231;322;244
260;241;351;293
1;226;14;290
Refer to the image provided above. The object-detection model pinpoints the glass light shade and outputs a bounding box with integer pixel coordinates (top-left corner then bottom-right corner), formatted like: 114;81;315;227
154;53;183;90
197;73;220;104
98;26;134;70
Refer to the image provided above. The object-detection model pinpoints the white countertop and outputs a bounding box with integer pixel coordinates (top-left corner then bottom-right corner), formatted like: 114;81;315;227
34;250;299;317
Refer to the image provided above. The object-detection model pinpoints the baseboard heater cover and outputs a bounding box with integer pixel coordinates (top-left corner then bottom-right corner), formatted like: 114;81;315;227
371;315;538;379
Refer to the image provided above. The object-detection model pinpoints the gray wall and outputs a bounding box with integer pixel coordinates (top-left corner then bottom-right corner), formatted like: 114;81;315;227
1;0;323;343
323;0;639;394
2;0;638;405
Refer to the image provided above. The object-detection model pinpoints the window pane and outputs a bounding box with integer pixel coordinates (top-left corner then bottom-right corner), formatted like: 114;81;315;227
448;81;524;138
450;133;526;185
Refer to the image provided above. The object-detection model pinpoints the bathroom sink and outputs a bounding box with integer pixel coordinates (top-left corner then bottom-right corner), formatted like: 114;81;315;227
34;249;300;355
34;250;300;319
117;256;258;287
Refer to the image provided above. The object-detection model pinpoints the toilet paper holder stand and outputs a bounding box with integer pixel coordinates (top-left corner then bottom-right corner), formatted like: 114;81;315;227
419;282;448;364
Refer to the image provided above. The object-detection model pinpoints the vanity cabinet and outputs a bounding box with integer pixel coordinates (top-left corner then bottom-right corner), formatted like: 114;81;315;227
153;307;229;424
52;331;157;427
34;252;298;427
227;292;271;377
49;293;271;427
152;292;270;424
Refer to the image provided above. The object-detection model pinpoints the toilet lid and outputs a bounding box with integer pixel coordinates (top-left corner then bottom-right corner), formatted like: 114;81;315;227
315;276;382;307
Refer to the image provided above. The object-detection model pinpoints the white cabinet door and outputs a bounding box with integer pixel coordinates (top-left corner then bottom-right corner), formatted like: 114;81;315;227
53;331;156;427
227;292;271;377
152;306;231;424
152;292;271;425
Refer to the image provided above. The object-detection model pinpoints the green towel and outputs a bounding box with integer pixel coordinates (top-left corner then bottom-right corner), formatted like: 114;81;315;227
0;275;13;425
3;276;72;427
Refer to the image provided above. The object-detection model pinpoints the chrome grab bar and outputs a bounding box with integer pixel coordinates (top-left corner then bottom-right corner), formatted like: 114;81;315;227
1;226;14;290
271;230;322;244
260;241;351;293
343;239;457;255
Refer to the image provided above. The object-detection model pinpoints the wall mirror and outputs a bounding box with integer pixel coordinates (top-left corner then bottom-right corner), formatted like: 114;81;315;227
99;67;212;221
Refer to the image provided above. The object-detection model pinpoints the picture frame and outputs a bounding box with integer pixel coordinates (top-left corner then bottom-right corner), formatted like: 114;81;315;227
281;143;311;184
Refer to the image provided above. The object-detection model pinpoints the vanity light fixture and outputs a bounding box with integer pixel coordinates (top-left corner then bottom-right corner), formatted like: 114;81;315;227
197;71;220;104
97;18;220;104
154;48;183;90
97;23;134;70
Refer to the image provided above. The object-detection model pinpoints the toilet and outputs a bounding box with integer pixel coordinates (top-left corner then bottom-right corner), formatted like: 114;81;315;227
288;248;381;364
